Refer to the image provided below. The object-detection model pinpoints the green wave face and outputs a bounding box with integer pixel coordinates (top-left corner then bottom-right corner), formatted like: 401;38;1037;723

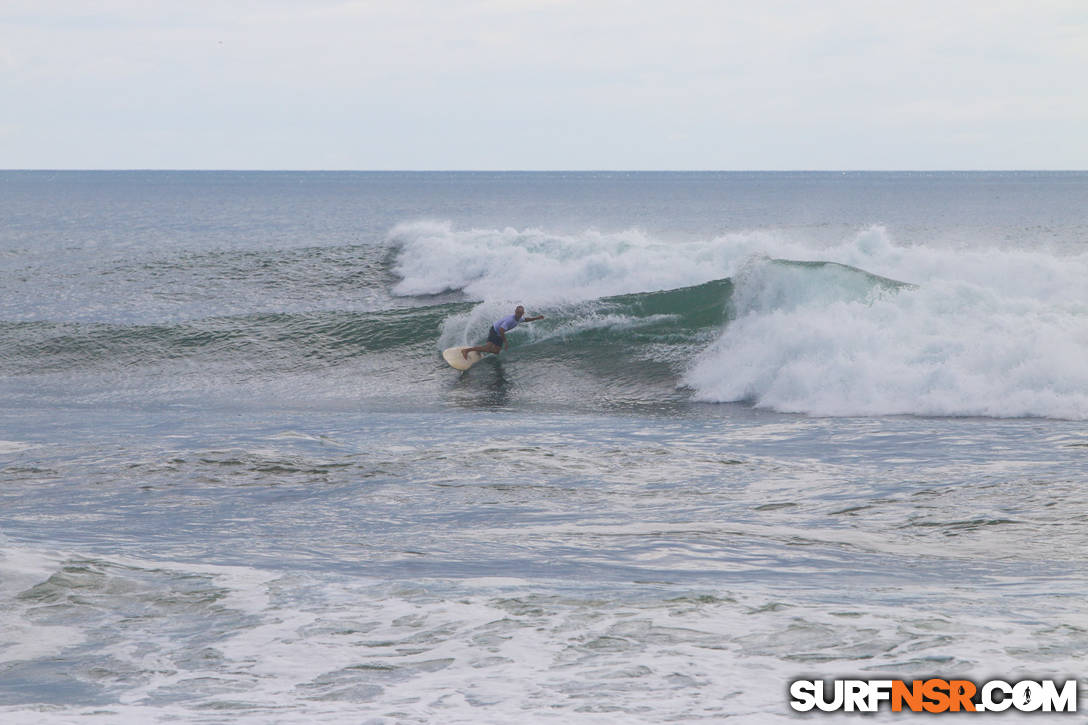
1;259;911;406
595;277;736;334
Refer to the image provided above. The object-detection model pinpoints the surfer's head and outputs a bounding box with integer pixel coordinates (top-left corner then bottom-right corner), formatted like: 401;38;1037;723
514;305;525;319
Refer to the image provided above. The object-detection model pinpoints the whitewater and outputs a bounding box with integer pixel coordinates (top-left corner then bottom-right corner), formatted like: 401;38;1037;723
1;171;1086;723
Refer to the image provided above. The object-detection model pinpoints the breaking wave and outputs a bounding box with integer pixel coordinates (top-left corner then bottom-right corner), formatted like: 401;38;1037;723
3;222;1084;420
390;222;1088;419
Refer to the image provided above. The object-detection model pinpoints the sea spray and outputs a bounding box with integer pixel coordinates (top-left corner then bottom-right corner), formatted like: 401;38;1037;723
389;220;780;303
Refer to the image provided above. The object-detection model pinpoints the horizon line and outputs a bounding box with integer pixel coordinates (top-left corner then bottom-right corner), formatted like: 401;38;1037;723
3;168;1086;174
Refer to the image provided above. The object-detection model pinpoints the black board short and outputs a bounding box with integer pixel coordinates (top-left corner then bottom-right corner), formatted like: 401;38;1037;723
487;327;503;347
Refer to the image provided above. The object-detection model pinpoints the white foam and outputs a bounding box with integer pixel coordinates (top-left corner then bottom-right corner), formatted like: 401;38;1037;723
685;231;1088;419
0;547;87;664
0;441;36;455
389;220;789;304
2;541;1085;723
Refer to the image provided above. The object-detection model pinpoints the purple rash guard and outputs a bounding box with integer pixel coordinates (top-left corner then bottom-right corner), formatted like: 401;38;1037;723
492;314;521;334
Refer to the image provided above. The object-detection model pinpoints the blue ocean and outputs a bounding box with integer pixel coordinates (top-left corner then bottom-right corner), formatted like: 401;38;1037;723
1;171;1086;723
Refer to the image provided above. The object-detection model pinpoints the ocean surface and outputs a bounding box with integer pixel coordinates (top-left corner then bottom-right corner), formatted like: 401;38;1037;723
1;170;1086;723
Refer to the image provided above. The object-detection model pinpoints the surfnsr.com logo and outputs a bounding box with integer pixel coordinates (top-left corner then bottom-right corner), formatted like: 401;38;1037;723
789;678;1078;713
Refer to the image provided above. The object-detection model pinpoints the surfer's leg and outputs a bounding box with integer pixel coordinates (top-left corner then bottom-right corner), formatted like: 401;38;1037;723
462;343;498;358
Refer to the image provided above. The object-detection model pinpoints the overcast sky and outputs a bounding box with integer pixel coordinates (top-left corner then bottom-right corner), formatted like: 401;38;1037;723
2;1;1085;169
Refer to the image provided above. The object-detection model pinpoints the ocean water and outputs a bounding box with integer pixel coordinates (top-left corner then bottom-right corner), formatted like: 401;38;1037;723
1;170;1086;723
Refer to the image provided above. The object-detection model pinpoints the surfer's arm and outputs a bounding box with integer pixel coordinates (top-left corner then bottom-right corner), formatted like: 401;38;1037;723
525;315;544;322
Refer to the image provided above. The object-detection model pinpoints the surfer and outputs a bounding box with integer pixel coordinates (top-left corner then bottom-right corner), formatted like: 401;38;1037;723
462;305;544;358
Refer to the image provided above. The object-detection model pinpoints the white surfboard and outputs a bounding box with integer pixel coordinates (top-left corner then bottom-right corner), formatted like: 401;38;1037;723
442;347;485;371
